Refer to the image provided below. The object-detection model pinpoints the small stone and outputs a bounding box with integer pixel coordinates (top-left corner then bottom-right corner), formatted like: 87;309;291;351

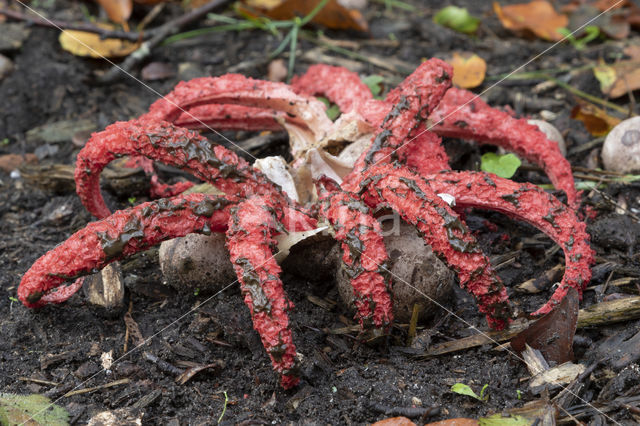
0;53;13;80
527;119;566;156
141;62;176;81
602;116;640;173
0;23;31;51
159;233;236;294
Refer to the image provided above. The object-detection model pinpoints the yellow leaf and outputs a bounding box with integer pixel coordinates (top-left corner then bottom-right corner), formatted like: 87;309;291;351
449;52;486;89
571;101;622;136
493;0;567;41
593;62;617;95
59;26;140;58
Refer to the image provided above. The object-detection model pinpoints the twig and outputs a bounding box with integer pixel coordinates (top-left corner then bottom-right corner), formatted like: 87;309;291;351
18;377;60;387
0;7;143;41
420;296;640;358
63;378;129;397
97;0;232;83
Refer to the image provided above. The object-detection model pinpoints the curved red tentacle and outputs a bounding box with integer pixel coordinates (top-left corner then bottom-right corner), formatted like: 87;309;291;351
344;59;453;187
75;119;294;219
226;196;299;388
143;74;332;138
291;64;374;114
358;164;512;330
430;87;578;207
316;177;393;328
18;194;233;308
427;170;594;315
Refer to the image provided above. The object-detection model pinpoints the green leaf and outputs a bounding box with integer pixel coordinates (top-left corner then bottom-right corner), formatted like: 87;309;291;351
433;6;480;34
451;383;488;402
480;152;521;179
317;97;341;121
478;414;533;425
0;393;69;425
361;75;384;97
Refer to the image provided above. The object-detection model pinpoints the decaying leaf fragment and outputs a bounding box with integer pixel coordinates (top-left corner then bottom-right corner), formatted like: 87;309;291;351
493;0;568;41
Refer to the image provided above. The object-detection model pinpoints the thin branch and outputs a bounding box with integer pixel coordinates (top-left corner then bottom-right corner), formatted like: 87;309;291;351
0;7;143;41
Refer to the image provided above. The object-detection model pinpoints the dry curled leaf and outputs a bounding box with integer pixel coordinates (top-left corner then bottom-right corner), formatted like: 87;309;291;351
493;0;568;41
449;52;486;89
59;25;141;58
95;0;132;24
241;0;368;31
595;59;640;98
571;101;622;136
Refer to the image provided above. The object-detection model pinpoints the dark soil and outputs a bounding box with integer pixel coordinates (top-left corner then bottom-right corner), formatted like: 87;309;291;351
1;0;640;424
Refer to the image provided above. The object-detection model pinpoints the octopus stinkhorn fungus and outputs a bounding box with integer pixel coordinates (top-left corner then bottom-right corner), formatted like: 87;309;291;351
18;59;594;388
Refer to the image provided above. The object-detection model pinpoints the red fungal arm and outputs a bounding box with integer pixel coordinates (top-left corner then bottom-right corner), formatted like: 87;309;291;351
430;88;578;207
347;59;453;182
359;164;512;330
18;194;232;308
427;170;594;315
291;64;374;114
173;104;284;131
75;119;287;219
143;74;332;138
226;196;299;389
316;177;393;328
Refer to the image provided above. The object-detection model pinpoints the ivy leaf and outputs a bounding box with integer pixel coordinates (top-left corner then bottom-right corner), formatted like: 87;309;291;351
433;6;480;34
451;383;489;402
480;152;521;179
0;393;69;425
362;75;384;97
317;96;341;121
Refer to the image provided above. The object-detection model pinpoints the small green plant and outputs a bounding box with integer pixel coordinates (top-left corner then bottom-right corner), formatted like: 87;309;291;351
128;196;137;204
557;26;600;50
217;391;228;424
362;75;385;98
516;389;522;400
317;97;341;121
8;296;18;303
193;288;200;296
480;152;522;179
0;138;9;146
165;0;330;81
451;383;489;402
433;6;480;34
372;0;416;12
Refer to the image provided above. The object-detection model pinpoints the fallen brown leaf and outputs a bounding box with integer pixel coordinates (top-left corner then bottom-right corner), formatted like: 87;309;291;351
241;0;368;31
493;0;568;41
595;59;640;98
571;101;622;136
425;419;478;426
449;52;486;89
95;0;132;24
